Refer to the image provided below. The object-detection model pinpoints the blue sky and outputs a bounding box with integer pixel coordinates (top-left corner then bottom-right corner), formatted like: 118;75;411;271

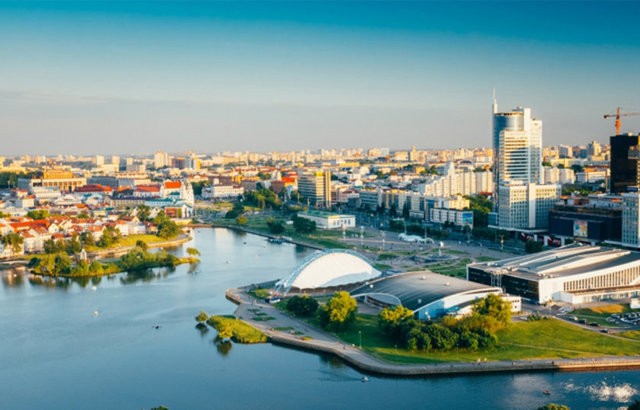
1;1;640;155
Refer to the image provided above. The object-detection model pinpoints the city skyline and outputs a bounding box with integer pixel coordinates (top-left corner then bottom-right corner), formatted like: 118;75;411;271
1;1;640;155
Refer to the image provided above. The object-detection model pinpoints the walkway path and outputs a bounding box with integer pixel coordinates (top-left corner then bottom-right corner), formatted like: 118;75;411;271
227;287;640;377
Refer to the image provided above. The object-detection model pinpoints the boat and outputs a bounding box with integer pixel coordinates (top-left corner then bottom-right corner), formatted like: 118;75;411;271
543;390;551;395
361;377;369;383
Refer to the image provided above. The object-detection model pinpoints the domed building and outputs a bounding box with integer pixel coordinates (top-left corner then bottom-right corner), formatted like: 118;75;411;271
275;250;381;295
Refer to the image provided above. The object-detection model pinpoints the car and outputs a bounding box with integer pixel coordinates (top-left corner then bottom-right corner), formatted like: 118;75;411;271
600;328;609;333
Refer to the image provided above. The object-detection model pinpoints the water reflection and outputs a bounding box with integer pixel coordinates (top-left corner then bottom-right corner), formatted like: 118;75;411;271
214;338;233;357
119;267;175;285
2;268;26;288
195;323;209;338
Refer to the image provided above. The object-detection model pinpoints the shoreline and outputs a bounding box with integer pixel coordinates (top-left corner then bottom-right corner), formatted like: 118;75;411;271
227;287;640;377
210;222;324;250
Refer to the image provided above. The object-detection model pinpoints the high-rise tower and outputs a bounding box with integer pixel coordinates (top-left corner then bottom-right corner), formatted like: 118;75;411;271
490;97;558;230
493;103;542;187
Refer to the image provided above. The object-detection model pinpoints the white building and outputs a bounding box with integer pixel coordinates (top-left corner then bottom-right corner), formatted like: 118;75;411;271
297;210;355;230
495;181;560;230
493;102;542;187
203;184;244;200
468;244;640;304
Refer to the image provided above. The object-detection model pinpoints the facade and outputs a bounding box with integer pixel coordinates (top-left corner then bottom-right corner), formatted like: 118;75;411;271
202;184;244;199
297;210;355;230
622;192;640;247
493;103;542;188
467;244;640;304
495;182;560;230
491;100;558;230
610;133;640;194
549;204;621;243
298;170;332;208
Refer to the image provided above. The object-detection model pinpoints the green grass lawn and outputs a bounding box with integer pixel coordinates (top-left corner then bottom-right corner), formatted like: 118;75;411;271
571;304;634;328
327;315;640;364
475;256;497;262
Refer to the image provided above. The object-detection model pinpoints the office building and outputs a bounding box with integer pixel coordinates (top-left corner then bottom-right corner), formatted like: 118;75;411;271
492;101;542;188
610;133;640;193
298;170;332;208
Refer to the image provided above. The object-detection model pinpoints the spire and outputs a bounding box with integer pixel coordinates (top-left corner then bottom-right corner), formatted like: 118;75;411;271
492;88;498;114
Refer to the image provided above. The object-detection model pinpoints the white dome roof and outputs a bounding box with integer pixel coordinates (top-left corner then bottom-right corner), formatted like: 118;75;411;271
277;250;381;292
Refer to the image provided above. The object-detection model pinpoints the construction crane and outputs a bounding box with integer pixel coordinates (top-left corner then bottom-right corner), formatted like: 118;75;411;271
604;107;640;135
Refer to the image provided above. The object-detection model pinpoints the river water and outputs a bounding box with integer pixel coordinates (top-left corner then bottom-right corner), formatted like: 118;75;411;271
1;228;639;409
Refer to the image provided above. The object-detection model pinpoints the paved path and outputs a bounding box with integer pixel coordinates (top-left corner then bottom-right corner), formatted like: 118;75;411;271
227;287;640;377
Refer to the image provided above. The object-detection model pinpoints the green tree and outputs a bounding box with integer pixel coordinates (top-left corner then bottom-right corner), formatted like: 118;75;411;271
154;211;180;239
1;232;24;256
266;217;285;234
286;296;319;317
465;194;493;228
195;311;209;323
292;216;315;233
319;291;357;331
135;239;148;251
378;305;414;339
136;205;151;222
79;231;95;246
471;294;512;329
225;202;245;219
235;215;248;225
27;209;49;220
97;226;122;248
525;239;544;254
186;247;200;256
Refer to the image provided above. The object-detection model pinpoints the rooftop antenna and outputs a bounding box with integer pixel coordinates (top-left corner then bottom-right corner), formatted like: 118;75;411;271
492;88;498;114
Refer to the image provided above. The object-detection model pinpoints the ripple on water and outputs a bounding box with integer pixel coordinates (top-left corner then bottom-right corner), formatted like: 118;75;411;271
564;380;638;403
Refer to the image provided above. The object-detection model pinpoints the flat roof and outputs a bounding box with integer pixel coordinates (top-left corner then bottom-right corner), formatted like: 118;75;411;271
351;271;497;311
468;243;640;281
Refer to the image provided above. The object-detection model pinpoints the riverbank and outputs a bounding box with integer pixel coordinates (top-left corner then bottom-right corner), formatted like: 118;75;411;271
227;286;640;377
210;222;324;250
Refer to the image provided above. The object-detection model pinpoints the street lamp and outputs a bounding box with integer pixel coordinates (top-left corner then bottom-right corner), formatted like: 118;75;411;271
358;330;362;348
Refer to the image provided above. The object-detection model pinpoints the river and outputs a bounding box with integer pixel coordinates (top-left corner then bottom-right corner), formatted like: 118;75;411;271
1;228;639;409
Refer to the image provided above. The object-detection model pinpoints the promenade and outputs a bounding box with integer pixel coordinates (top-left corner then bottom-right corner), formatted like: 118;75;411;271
227;287;640;377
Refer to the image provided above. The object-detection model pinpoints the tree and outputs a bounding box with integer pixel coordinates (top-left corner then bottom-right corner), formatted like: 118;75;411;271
79;231;95;247
266;217;285;234
292;216;315;233
286;296;319;317
1;232;24;256
235;215;248;225
378;305;414;339
525;239;544;254
225;202;245;219
195;311;209;323
465;194;493;228
154;211;180;239
136;205;151;222
319;291;357;331
135;240;148;251
97;226;122;248
628;399;640;410
186;247;200;256
27;209;49;220
472;294;512;329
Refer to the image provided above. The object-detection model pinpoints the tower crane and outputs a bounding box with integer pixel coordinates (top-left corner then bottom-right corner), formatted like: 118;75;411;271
604;107;640;135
